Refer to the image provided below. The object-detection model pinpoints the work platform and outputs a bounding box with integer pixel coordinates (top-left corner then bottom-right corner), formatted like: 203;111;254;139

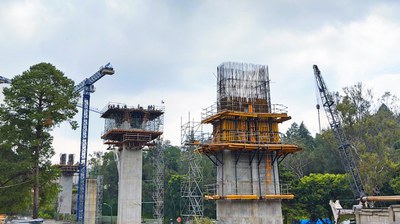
58;164;79;174
101;103;164;148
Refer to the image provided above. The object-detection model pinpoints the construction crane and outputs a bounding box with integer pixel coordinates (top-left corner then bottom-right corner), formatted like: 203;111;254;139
313;65;366;200
75;63;114;223
0;76;11;84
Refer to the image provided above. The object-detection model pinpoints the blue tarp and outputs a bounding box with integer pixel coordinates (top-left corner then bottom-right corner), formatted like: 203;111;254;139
299;218;332;224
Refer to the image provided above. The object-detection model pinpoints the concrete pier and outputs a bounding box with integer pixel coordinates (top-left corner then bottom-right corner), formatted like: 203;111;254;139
101;103;164;224
57;154;78;215
84;178;97;224
199;62;301;223
216;151;283;223
116;148;143;223
58;174;74;214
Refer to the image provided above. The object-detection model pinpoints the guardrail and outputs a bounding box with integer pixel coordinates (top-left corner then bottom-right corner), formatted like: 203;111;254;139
211;130;284;144
204;182;292;196
101;102;165;114
202;102;288;121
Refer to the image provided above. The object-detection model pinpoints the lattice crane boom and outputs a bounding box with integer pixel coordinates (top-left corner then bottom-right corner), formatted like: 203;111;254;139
75;63;114;223
0;76;11;84
313;65;365;199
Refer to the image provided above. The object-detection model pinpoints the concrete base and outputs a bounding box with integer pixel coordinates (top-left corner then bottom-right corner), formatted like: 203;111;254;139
217;200;283;224
58;175;73;214
84;179;97;224
355;204;400;224
216;150;282;224
117;148;142;224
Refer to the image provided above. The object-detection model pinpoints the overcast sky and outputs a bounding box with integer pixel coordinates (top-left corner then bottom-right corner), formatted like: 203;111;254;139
1;0;400;163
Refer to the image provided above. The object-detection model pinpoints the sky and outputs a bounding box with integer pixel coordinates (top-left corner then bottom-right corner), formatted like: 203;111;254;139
1;0;400;163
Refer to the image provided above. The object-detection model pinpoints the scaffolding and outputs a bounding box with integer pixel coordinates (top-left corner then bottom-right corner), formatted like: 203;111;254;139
101;102;164;148
198;62;302;202
152;139;164;223
95;175;103;224
180;118;209;222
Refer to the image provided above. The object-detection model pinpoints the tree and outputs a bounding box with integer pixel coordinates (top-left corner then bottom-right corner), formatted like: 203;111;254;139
331;84;400;195
0;63;79;218
0;142;32;213
292;173;353;222
282;122;315;178
336;82;372;127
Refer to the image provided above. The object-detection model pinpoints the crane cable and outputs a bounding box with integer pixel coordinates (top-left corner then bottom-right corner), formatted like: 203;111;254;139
314;75;322;134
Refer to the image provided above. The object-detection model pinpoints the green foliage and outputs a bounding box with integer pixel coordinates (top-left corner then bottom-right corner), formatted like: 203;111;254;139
394;140;400;150
0;63;79;217
165;174;185;219
95;151;118;216
282;83;400;221
292;173;353;221
191;216;214;224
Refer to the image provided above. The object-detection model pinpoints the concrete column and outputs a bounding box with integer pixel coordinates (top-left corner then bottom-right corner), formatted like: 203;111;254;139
216;150;283;224
58;175;73;214
85;179;97;224
117;147;142;224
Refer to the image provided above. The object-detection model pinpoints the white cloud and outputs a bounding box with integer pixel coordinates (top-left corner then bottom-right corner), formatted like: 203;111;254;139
2;0;400;162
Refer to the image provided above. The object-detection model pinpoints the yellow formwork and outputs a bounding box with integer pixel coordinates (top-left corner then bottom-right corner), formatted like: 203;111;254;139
205;110;288;144
204;194;295;200
202;111;291;124
197;143;301;156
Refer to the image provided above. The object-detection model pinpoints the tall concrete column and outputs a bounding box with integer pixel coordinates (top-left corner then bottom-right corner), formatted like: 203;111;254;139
57;154;78;215
85;178;97;224
117;148;143;224
58;175;74;214
216;150;283;224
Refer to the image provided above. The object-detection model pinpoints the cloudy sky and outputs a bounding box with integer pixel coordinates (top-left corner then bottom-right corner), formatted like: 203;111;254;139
1;0;400;163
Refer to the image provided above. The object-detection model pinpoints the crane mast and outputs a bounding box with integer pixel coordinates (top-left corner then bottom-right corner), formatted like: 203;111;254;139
75;63;114;223
313;65;365;199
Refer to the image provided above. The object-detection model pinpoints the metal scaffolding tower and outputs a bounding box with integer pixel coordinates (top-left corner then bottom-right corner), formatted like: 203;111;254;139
95;175;103;224
152;139;164;223
180;118;207;222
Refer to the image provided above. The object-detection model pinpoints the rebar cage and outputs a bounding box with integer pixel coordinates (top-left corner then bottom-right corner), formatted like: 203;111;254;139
217;62;271;113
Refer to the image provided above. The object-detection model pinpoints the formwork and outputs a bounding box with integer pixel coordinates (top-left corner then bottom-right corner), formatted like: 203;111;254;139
101;103;164;148
198;62;301;224
101;103;164;224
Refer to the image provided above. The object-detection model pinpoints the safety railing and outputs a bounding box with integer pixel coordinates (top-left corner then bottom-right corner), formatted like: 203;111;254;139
123;132;152;142
210;130;284;144
101;102;165;114
202;102;288;121
203;182;292;197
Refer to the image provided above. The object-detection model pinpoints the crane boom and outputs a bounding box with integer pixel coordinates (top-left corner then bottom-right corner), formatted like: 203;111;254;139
75;63;114;223
313;65;365;199
74;63;114;93
0;76;11;84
